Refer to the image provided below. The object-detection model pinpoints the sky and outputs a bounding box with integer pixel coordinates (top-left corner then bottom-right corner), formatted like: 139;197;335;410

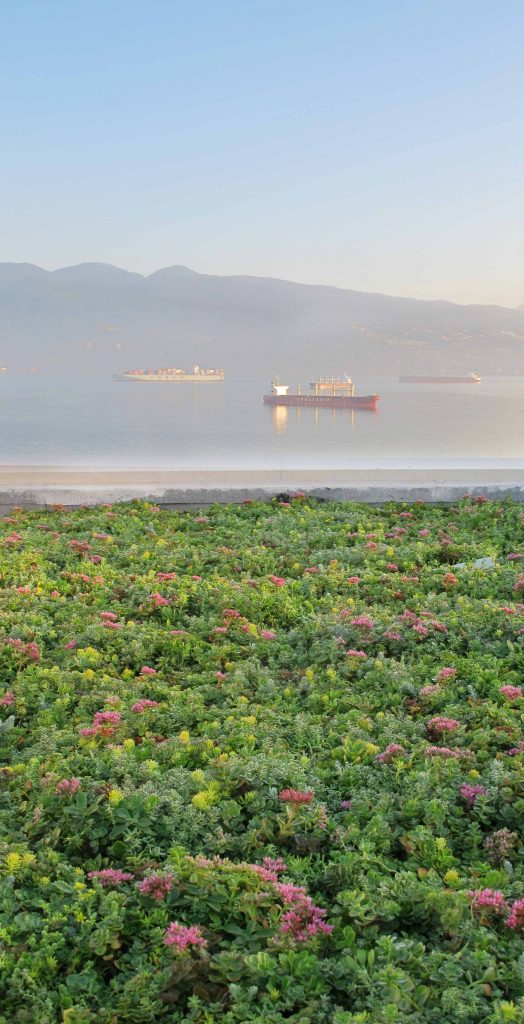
1;0;523;307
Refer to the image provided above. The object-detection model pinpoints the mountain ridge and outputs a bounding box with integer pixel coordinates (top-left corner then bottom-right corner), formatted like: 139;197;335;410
2;260;522;312
0;262;522;376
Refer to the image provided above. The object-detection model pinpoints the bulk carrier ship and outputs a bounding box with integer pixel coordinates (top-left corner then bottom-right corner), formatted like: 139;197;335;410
263;375;379;410
399;372;481;384
114;364;224;382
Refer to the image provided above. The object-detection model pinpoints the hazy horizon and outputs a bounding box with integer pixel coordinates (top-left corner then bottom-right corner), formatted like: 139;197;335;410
2;1;524;308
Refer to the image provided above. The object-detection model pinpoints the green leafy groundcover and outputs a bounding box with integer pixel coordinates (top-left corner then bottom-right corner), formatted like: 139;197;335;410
0;497;523;1024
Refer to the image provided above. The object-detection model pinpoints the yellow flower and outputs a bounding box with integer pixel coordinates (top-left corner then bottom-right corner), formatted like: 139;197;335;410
5;851;35;874
444;870;459;885
108;788;124;805
192;789;219;810
123;738;135;751
179;730;190;744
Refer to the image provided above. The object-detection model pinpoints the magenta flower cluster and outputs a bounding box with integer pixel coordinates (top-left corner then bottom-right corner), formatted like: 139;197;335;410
138;872;174;899
88;868;135;886
427;716;461;734
279;788;314;805
376;743;405;763
164;922;207;950
275;882;333;942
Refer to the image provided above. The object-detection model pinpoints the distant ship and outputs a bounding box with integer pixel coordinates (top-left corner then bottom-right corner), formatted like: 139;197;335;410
399;373;481;384
114;364;224;382
0;367;6;374
263;375;379;410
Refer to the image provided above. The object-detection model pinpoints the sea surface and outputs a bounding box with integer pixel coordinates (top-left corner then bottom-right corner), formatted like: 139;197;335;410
0;373;522;469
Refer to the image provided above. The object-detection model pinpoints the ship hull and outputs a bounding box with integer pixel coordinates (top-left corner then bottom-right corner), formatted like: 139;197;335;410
264;393;379;410
114;373;224;382
399;375;480;384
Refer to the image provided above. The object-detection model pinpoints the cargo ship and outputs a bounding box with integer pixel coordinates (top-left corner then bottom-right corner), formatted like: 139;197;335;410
399;373;481;384
114;364;224;382
263;376;379;410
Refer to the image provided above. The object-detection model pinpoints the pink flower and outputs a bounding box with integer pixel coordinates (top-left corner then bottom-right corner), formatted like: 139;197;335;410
436;667;457;682
365;542;378;550
383;631;402;640
0;690;15;706
348;576;360;584
460;783;487;808
171;629;187;635
215;671;227;680
419;529;430;537
412;623;429;636
64;640;76;649
506;898;524;929
500;685;522;701
350;615;374;630
304;566;318;574
131;699;160;713
138;872;174;899
263;856;287;874
386;563;399;571
100;611;118;621
279;788;313;804
157;572;177;580
340;800;352;810
469;889;507;914
212;626;227;634
140;665;157;676
376;743;405;763
56;777;81;796
427;716;461;735
274;882;333;941
222;608;241;618
93;711;122;727
88;869;134;886
260;629;276;640
399;512;413;519
269;575;286;586
347;649;367;658
191;575;202;581
148;592;170;607
164;922;207;950
419;684;440;697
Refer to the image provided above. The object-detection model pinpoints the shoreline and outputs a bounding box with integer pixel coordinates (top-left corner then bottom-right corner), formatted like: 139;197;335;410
0;465;522;507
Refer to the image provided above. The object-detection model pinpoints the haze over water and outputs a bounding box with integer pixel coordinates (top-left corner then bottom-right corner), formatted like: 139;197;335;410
0;373;522;469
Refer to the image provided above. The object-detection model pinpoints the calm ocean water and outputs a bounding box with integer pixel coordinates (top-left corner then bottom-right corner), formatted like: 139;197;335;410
0;372;522;469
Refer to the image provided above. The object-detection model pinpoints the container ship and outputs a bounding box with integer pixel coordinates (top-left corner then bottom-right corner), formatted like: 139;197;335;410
399;373;481;384
114;364;224;382
263;375;379;410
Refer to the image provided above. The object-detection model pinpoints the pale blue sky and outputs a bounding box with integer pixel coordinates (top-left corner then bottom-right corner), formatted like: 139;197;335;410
1;0;523;305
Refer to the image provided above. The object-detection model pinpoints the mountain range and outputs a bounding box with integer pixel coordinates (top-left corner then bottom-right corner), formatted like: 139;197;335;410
0;262;523;377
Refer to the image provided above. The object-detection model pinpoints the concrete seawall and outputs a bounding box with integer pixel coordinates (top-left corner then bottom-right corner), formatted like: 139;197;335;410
0;466;523;510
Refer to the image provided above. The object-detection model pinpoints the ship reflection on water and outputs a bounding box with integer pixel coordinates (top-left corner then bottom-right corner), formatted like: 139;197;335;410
272;405;288;433
271;405;360;435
